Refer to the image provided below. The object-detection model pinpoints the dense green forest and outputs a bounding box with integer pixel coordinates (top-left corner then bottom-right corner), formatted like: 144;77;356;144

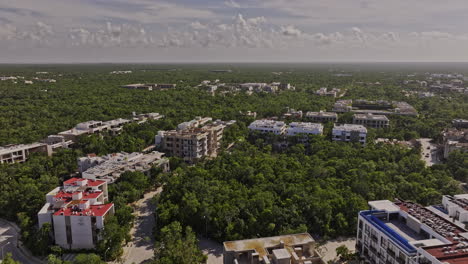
0;64;467;263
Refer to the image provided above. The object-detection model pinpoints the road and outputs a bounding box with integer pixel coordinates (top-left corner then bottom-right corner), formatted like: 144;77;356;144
418;138;440;167
198;237;223;264
113;189;161;264
0;219;44;264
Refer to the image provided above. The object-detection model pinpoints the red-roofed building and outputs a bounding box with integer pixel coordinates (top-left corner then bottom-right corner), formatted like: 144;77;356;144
37;178;114;249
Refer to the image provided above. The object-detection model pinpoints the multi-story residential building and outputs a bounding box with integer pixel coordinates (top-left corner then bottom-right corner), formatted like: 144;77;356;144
223;233;325;264
306;111;338;123
156;118;229;163
442;128;468;159
43;135;74;156
353;113;390;128
157;84;177;89
132;112;164;124
78;151;169;183
248;120;287;135
0;143;48;164
315;87;341;97
121;83;157;90
357;199;468;264
37;178;114;249
287;122;324;136
332;124;367;145
442;194;468;225
332;100;353;113
103;118;132;135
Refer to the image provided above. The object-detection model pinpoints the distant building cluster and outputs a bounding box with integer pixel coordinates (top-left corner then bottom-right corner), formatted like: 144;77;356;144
122;83;176;91
403;72;468;95
357;196;468;264
199;80;295;95
156;117;235;164
332;99;418;116
110;70;132;74
315;87;342;98
78;151;169;183
248;120;323;136
223;233;325;264
37;178;114;249
0;113;163;164
305;111;338;123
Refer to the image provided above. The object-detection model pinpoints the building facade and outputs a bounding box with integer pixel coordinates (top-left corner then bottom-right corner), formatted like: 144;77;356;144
353;113;390;128
37;178;114;249
156;117;229;163
357;199;468;264
0;143;48;164
287;122;324;136
248;120;287;135
223;233;325;264
305;111;338;123
332;124;367;145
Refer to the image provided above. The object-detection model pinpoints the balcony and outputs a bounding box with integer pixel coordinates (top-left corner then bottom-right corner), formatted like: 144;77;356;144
387;249;395;258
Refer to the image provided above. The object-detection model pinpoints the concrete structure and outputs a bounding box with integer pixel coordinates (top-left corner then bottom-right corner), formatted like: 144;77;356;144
122;83;157;90
58;120;108;141
442;195;468;225
332;124;367;145
157;84;177;89
43;135;74;156
0;143;48;164
332;100;353;113
283;108;303;119
315;87;340;97
353;113;390;128
103;118;132;135
156;118;230;163
79;151;169;183
132;112;164;124
332;100;418;116
37;178;114;249
442;128;468;159
305;111;338;123
287;122;323;136
248;120;287;135
357;199;468;264
453;119;468;129
223;233;325;264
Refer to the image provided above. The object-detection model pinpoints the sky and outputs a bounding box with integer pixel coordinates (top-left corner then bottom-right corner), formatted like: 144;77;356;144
1;0;468;63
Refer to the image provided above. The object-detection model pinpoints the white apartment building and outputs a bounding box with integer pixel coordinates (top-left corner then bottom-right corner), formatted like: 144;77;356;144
287;122;323;136
332;124;367;145
37;178;114;249
58;121;108;141
248;120;287;135
353;113;390;128
442;195;468;225
0;143;48;164
357;199;468;264
79;151;169;183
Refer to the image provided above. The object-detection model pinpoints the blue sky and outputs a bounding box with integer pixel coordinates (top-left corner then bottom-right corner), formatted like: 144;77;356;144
1;0;468;62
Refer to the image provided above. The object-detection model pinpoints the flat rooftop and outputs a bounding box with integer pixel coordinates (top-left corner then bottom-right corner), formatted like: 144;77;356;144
224;233;314;257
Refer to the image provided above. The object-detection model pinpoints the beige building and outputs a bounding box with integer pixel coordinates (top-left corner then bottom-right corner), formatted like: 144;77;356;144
223;233;325;264
352;113;389;128
305;111;338;123
156;117;229;163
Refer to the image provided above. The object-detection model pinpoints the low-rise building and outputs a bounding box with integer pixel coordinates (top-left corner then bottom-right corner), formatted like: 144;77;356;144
37;178;114;249
357;198;468;264
305;111;338;123
58;121;108;141
248;120;287;135
0;143;48;164
453;119;468;129
442;128;468;159
315;87;340;97
353;113;390;128
79;151;169;183
332;100;353;113
223;233;325;264
103;118;132;135
132;112;164;124
121;83;157;90
283;108;303;119
287;122;323;136
332;124;367;145
42;135;74;156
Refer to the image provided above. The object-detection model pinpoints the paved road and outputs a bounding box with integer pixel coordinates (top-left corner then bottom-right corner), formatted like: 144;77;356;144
0;219;44;264
113;189;161;264
198;237;223;264
418;138;440;167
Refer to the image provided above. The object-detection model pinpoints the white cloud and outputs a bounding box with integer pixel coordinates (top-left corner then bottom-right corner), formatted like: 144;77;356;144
225;0;241;8
281;25;302;37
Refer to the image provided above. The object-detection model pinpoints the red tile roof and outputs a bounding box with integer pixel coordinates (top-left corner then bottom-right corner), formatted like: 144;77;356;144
53;203;113;217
